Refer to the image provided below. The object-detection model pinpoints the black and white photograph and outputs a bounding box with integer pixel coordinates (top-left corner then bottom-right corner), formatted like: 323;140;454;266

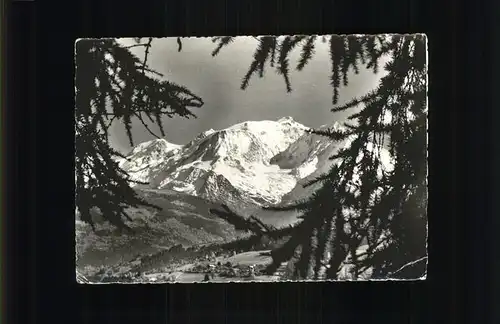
75;34;428;283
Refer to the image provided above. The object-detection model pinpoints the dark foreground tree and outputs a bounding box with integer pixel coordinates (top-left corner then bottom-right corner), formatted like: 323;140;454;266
75;38;203;231
212;34;428;280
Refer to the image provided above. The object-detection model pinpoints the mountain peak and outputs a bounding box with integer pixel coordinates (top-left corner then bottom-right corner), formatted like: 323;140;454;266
129;138;182;156
319;121;345;131
277;116;296;123
193;128;216;141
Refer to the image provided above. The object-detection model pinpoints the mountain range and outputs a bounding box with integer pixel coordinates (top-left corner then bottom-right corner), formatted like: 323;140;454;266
118;117;356;212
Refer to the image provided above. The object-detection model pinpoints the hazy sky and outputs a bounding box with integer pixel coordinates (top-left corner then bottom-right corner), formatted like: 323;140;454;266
108;37;390;153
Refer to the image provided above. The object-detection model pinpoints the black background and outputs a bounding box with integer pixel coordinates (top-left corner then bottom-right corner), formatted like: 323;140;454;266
6;0;493;322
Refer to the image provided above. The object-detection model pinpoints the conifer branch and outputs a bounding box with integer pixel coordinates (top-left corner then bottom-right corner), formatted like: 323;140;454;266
133;112;162;139
75;39;205;230
387;256;427;278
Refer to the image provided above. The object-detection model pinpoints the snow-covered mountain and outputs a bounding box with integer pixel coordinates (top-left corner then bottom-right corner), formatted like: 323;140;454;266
119;117;304;205
269;122;351;204
118;117;392;210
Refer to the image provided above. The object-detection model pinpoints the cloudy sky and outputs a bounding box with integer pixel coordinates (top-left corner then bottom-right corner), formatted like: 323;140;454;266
109;36;390;153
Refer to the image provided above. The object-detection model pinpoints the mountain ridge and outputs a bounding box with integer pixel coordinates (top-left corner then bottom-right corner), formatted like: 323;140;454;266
118;117;393;211
119;117;312;206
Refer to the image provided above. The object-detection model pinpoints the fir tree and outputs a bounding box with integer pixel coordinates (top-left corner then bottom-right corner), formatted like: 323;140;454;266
74;38;204;231
213;34;428;280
